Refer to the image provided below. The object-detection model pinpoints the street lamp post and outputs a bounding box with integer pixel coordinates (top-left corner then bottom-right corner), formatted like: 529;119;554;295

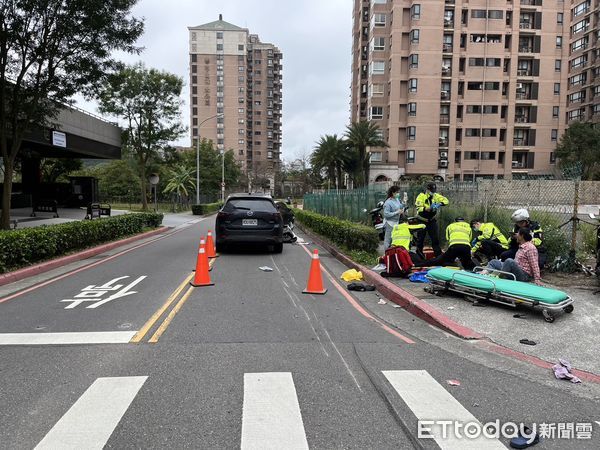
196;113;224;204
221;148;225;203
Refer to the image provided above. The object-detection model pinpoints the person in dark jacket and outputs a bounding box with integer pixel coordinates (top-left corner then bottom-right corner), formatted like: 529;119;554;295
414;182;449;257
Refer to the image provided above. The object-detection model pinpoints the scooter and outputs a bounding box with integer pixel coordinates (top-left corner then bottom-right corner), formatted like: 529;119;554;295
283;220;298;243
364;201;385;241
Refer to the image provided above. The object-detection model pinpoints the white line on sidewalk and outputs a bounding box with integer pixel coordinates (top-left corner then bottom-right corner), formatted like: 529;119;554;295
0;331;137;345
34;376;147;450
383;370;507;449
241;372;309;450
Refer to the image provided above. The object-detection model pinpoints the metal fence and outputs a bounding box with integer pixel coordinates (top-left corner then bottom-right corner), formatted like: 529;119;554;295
303;179;600;261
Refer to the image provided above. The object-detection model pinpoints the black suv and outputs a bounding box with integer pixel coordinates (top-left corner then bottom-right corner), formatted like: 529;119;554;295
215;193;284;253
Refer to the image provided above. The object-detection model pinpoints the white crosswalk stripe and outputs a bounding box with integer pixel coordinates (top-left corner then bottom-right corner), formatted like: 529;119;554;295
0;331;137;345
241;372;309;450
34;376;147;450
383;370;507;449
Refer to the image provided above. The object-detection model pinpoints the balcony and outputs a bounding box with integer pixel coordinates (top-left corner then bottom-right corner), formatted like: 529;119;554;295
517;69;532;76
515;115;530;123
441;90;451;100
518;46;533;53
442;66;452;76
519;21;532;29
439;137;449;147
513;138;531;146
444;19;454;29
440;115;450;124
516;92;532;100
442;43;453;53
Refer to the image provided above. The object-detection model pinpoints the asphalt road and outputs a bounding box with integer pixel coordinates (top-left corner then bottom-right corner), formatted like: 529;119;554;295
0;216;599;449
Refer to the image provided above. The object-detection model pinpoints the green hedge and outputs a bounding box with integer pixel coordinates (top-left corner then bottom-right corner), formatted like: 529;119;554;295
0;212;163;273
294;208;379;254
192;202;223;215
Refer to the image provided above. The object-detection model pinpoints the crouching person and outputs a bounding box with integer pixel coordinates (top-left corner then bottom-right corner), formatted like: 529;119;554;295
414;217;475;271
487;228;541;285
380;216;426;277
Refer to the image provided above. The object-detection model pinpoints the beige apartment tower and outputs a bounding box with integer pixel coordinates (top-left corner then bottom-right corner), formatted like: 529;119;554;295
565;0;600;124
352;0;573;182
188;16;283;177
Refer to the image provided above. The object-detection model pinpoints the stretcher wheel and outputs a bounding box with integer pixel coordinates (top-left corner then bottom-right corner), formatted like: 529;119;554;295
563;304;574;314
542;310;555;323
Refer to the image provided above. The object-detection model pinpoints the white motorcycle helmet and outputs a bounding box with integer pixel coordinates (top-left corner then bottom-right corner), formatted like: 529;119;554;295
511;208;530;223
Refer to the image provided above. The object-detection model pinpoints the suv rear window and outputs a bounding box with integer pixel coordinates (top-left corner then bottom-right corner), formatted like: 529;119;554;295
224;198;277;213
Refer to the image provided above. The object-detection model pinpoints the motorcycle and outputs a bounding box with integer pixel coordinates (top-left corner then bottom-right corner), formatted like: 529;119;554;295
276;201;298;243
364;201;385;241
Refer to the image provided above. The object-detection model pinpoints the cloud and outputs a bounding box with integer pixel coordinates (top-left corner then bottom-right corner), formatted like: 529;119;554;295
75;0;352;163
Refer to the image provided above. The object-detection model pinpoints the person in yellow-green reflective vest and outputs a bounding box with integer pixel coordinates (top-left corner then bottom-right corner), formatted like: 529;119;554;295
470;219;509;260
414;218;475;270
414;182;449;257
390;216;426;264
500;209;547;268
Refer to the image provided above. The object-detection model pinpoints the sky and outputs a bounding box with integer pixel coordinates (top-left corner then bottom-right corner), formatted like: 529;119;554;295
77;0;353;162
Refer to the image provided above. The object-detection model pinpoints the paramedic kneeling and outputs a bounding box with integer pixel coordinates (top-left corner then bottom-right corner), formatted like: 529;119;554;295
414;217;475;270
391;216;426;263
487;228;541;285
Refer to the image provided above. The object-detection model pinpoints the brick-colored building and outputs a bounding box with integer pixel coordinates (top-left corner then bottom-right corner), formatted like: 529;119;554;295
188;16;283;178
351;0;575;182
565;0;600;125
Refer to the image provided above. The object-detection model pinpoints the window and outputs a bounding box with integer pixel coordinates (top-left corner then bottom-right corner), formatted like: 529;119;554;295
371;83;384;96
553;106;559;118
570;55;587;69
238;44;244;51
408;78;418;92
466;128;480;137
411;4;421;20
469;58;484;66
571;19;589;35
484;82;499;90
238;87;245;93
373;36;385;51
481;152;496;160
471;10;486;19
464;152;480;160
486;58;501;67
488;10;503;19
217;44;223;51
409;54;419;68
556;36;562;48
551;129;558;141
238;66;245;72
239;76;245;83
408;102;417;116
407;126;416;140
238;108;244;113
553;83;560;95
573;1;590;18
238;139;245;144
569;91;585;103
406;150;416;164
466;105;482;113
216;32;223;39
370;152;383;162
555;60;561;72
371;61;385;74
557;12;563;24
370;106;383;119
468;82;483;90
217;107;223;113
482;128;497;137
571;36;588;52
373;13;386;26
410;29;420;44
238;129;245;135
483;105;498;114
569;73;586;86
238;119;245;124
238;97;245;104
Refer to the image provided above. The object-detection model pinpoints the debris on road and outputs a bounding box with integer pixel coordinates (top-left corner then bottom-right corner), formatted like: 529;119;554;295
447;306;455;310
446;380;461;386
392;304;402;309
552;359;582;384
513;313;527;319
259;266;274;272
519;339;537;346
378;299;387;305
347;282;375;292
371;263;387;272
341;269;363;282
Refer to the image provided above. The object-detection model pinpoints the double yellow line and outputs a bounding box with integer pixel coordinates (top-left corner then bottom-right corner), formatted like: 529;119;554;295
131;259;216;343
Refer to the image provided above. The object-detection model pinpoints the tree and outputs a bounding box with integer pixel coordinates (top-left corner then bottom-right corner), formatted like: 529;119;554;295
555;122;600;180
40;158;82;183
0;0;143;229
163;165;195;210
98;63;186;210
311;134;346;189
344;121;388;187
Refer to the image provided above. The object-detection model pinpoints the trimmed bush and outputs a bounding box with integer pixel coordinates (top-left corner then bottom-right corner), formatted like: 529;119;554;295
294;208;379;254
192;202;223;215
0;212;163;273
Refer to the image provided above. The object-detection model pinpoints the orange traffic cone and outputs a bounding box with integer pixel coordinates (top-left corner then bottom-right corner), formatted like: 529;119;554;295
193;239;206;271
191;246;214;287
206;231;217;258
302;249;327;295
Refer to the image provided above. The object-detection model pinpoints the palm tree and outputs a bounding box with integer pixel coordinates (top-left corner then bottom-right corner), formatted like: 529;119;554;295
163;165;195;210
311;134;346;189
344;121;388;187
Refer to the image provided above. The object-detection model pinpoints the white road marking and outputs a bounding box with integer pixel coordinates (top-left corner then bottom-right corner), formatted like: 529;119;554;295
34;376;147;450
383;370;507;449
241;372;309;450
0;331;137;345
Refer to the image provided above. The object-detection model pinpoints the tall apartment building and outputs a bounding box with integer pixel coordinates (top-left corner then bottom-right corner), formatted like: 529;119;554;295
351;0;571;182
188;16;283;177
565;0;600;124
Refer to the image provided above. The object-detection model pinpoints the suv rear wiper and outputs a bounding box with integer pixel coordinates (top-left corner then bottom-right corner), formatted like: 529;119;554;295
233;206;251;210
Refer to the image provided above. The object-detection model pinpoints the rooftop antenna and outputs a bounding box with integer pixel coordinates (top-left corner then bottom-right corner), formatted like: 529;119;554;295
219;14;222;20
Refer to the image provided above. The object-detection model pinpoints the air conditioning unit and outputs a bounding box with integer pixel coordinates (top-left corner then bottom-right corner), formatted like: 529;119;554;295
440;151;449;159
516;83;524;89
512;161;521;168
439;160;449;168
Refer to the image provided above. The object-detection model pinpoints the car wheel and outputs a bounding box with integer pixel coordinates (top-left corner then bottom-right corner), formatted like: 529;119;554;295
273;243;283;254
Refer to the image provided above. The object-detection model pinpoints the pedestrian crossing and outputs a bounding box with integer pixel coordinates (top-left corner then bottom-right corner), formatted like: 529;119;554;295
30;370;507;449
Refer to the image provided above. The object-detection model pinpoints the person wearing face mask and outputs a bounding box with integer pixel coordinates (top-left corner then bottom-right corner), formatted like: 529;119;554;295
382;185;404;250
414;182;449;257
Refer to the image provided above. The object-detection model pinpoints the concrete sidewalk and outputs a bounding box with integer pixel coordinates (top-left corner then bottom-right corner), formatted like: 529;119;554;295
388;274;600;376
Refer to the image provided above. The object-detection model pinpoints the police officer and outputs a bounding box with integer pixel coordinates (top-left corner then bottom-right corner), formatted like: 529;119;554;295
415;182;449;257
470;219;509;260
500;209;546;267
414;217;475;270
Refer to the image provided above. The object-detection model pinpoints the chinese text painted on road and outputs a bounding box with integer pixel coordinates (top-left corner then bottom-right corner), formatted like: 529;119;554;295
60;276;147;309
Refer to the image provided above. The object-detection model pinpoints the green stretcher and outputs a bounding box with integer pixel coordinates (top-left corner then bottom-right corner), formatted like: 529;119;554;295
425;267;574;323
